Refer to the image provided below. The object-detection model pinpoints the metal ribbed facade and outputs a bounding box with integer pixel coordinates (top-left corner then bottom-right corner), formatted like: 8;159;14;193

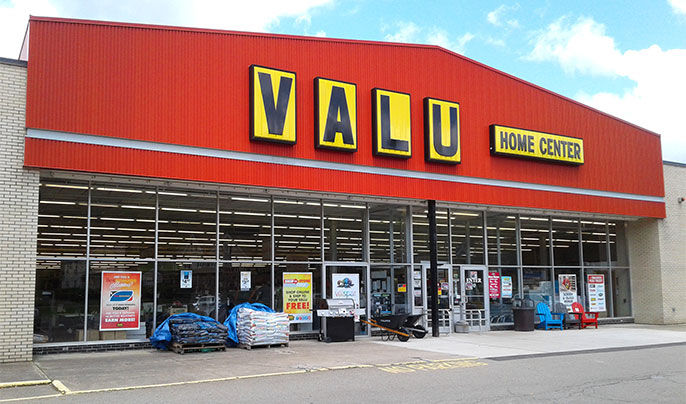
24;17;665;218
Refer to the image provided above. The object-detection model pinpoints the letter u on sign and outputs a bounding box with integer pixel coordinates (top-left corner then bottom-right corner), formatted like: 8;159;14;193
250;65;297;144
424;97;461;164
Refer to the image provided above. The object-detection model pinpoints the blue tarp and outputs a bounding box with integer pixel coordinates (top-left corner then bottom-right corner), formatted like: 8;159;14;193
150;312;223;350
224;302;274;345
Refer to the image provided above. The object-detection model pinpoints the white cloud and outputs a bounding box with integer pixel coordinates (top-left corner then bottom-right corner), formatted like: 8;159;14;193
314;30;326;37
384;22;473;54
487;4;520;28
668;0;686;15
426;29;474;54
0;0;333;59
0;0;58;59
485;36;506;47
383;21;421;43
529;16;686;162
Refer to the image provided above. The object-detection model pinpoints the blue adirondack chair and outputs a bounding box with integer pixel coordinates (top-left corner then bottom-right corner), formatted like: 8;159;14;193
535;302;564;330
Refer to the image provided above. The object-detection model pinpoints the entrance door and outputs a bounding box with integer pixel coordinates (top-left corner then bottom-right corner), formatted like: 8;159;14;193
421;263;452;334
324;264;369;336
459;265;489;331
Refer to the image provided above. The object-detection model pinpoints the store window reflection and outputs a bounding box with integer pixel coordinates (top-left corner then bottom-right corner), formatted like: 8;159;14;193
89;184;156;259
520;216;550;266
219;263;271;320
486;213;517;266
523;267;552;305
413;206;449;262
324;202;365;261
370;266;410;315
552;218;579;266
219;195;271;261
158;190;217;260
451;210;484;264
86;261;154;340
34;260;86;343
489;267;519;324
274;199;321;261
369;204;407;263
581;221;608;266
37;179;88;258
609;221;629;267
156;262;216;323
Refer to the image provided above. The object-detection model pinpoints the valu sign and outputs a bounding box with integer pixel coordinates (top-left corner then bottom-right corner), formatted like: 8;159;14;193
250;65;462;164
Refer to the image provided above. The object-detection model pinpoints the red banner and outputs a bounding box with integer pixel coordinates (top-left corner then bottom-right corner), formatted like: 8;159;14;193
488;271;501;299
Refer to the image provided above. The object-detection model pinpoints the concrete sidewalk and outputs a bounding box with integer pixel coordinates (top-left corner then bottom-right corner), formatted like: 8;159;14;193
1;323;685;401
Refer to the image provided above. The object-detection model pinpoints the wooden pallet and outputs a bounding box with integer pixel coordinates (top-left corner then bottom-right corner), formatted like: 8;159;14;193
170;342;226;354
237;342;289;350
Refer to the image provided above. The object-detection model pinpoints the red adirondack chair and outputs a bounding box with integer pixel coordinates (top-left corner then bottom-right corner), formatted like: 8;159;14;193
570;302;598;329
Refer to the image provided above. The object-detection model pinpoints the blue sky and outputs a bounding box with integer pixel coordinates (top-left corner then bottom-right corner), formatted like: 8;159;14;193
2;0;685;162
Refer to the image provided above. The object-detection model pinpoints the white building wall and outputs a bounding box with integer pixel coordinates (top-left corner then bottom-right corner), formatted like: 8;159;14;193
0;59;39;362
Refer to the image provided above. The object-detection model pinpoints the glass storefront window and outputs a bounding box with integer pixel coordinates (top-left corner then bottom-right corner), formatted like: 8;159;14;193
34;260;86;343
520;216;550;266
489;267;519;324
369;204;408;263
486;213;517;266
612;268;631;317
274;198;321;261
89;184;156;259
219;263;271;320
37;179;89;258
219;195;271;261
451;210;484;264
370;265;410;315
324;202;365;261
581;221;608;266
156;262;216;322
274;263;322;332
609;221;629;267
552;218;579;266
158;190;217;260
523;267;552;306
413;206;449;263
86;261;155;340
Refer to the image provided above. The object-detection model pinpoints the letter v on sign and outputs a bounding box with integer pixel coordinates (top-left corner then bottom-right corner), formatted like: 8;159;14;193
250;65;297;144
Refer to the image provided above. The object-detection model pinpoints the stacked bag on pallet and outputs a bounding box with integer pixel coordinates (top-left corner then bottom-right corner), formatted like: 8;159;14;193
236;308;289;346
169;316;228;345
150;312;228;350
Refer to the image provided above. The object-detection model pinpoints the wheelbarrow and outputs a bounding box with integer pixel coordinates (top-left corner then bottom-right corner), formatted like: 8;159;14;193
361;314;428;342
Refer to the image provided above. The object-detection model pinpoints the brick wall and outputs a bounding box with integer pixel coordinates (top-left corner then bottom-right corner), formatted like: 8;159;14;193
659;163;686;324
0;59;39;362
627;162;686;325
627;218;664;323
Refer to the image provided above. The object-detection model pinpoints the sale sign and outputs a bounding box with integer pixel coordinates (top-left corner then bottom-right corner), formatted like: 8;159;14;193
283;272;312;323
558;274;578;309
100;271;141;331
488;271;501;298
587;274;606;312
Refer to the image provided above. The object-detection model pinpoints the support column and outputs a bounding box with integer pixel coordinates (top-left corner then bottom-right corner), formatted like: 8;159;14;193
427;200;439;337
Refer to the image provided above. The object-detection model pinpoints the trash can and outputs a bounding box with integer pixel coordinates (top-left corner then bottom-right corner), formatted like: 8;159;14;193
512;297;535;331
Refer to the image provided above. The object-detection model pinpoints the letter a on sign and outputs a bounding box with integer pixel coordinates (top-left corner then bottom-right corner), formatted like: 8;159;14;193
424;98;460;164
250;65;296;144
372;88;412;158
314;77;357;152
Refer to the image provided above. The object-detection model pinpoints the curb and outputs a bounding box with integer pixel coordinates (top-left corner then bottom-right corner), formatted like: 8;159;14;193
0;380;51;389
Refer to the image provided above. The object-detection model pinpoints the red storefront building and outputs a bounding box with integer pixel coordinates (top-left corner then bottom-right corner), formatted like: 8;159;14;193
1;17;679;362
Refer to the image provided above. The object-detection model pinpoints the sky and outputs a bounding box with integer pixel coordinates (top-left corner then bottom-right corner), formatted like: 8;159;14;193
1;0;685;163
